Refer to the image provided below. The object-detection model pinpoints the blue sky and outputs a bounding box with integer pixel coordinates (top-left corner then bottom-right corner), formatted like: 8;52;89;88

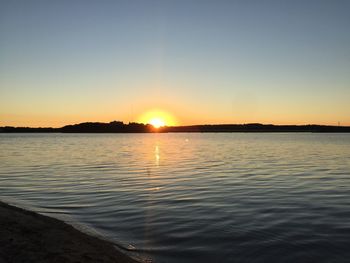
1;0;349;126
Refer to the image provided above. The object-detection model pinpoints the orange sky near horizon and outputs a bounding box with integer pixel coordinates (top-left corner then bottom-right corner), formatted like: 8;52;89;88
1;102;349;128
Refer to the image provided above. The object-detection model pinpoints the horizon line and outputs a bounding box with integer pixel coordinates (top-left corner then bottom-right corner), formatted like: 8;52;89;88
1;121;350;129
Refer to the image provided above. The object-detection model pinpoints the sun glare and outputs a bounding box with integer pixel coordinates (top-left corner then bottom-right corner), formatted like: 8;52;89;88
137;109;177;128
149;118;165;128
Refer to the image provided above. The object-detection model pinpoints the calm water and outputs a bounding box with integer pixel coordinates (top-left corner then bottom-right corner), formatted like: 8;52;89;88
1;133;350;262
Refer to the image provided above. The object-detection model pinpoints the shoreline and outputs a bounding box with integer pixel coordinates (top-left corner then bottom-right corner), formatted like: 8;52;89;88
0;201;140;263
1;122;350;133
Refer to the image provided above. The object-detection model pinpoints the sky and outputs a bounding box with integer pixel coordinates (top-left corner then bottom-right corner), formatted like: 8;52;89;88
1;0;349;127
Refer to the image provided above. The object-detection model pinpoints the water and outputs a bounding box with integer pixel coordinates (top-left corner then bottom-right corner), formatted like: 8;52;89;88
0;133;350;262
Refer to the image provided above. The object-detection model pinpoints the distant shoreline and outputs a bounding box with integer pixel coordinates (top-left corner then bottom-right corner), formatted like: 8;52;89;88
0;200;140;263
1;121;350;133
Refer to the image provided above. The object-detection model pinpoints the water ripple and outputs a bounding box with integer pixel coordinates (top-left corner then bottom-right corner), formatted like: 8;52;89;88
1;133;350;262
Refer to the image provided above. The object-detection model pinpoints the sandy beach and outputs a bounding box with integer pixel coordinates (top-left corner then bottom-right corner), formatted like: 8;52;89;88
0;201;140;263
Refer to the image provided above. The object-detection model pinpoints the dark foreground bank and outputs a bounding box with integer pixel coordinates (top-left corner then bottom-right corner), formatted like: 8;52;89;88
0;201;139;263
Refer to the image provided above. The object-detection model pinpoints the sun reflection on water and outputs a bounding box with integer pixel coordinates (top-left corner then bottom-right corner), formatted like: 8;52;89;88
155;145;160;167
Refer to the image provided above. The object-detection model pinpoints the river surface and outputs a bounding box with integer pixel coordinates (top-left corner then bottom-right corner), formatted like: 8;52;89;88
1;133;350;262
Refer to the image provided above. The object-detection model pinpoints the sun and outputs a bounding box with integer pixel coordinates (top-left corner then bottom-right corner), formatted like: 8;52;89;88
149;118;165;128
137;109;177;128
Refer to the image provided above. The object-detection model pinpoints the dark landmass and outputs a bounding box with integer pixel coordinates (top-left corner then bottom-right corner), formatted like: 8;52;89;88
0;121;152;133
1;121;350;133
0;201;139;263
163;123;350;133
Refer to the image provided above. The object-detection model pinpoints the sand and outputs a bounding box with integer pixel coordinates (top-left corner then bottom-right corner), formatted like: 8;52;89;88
0;201;140;263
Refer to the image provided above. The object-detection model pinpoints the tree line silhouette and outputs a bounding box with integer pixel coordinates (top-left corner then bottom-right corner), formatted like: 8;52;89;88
1;121;350;133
